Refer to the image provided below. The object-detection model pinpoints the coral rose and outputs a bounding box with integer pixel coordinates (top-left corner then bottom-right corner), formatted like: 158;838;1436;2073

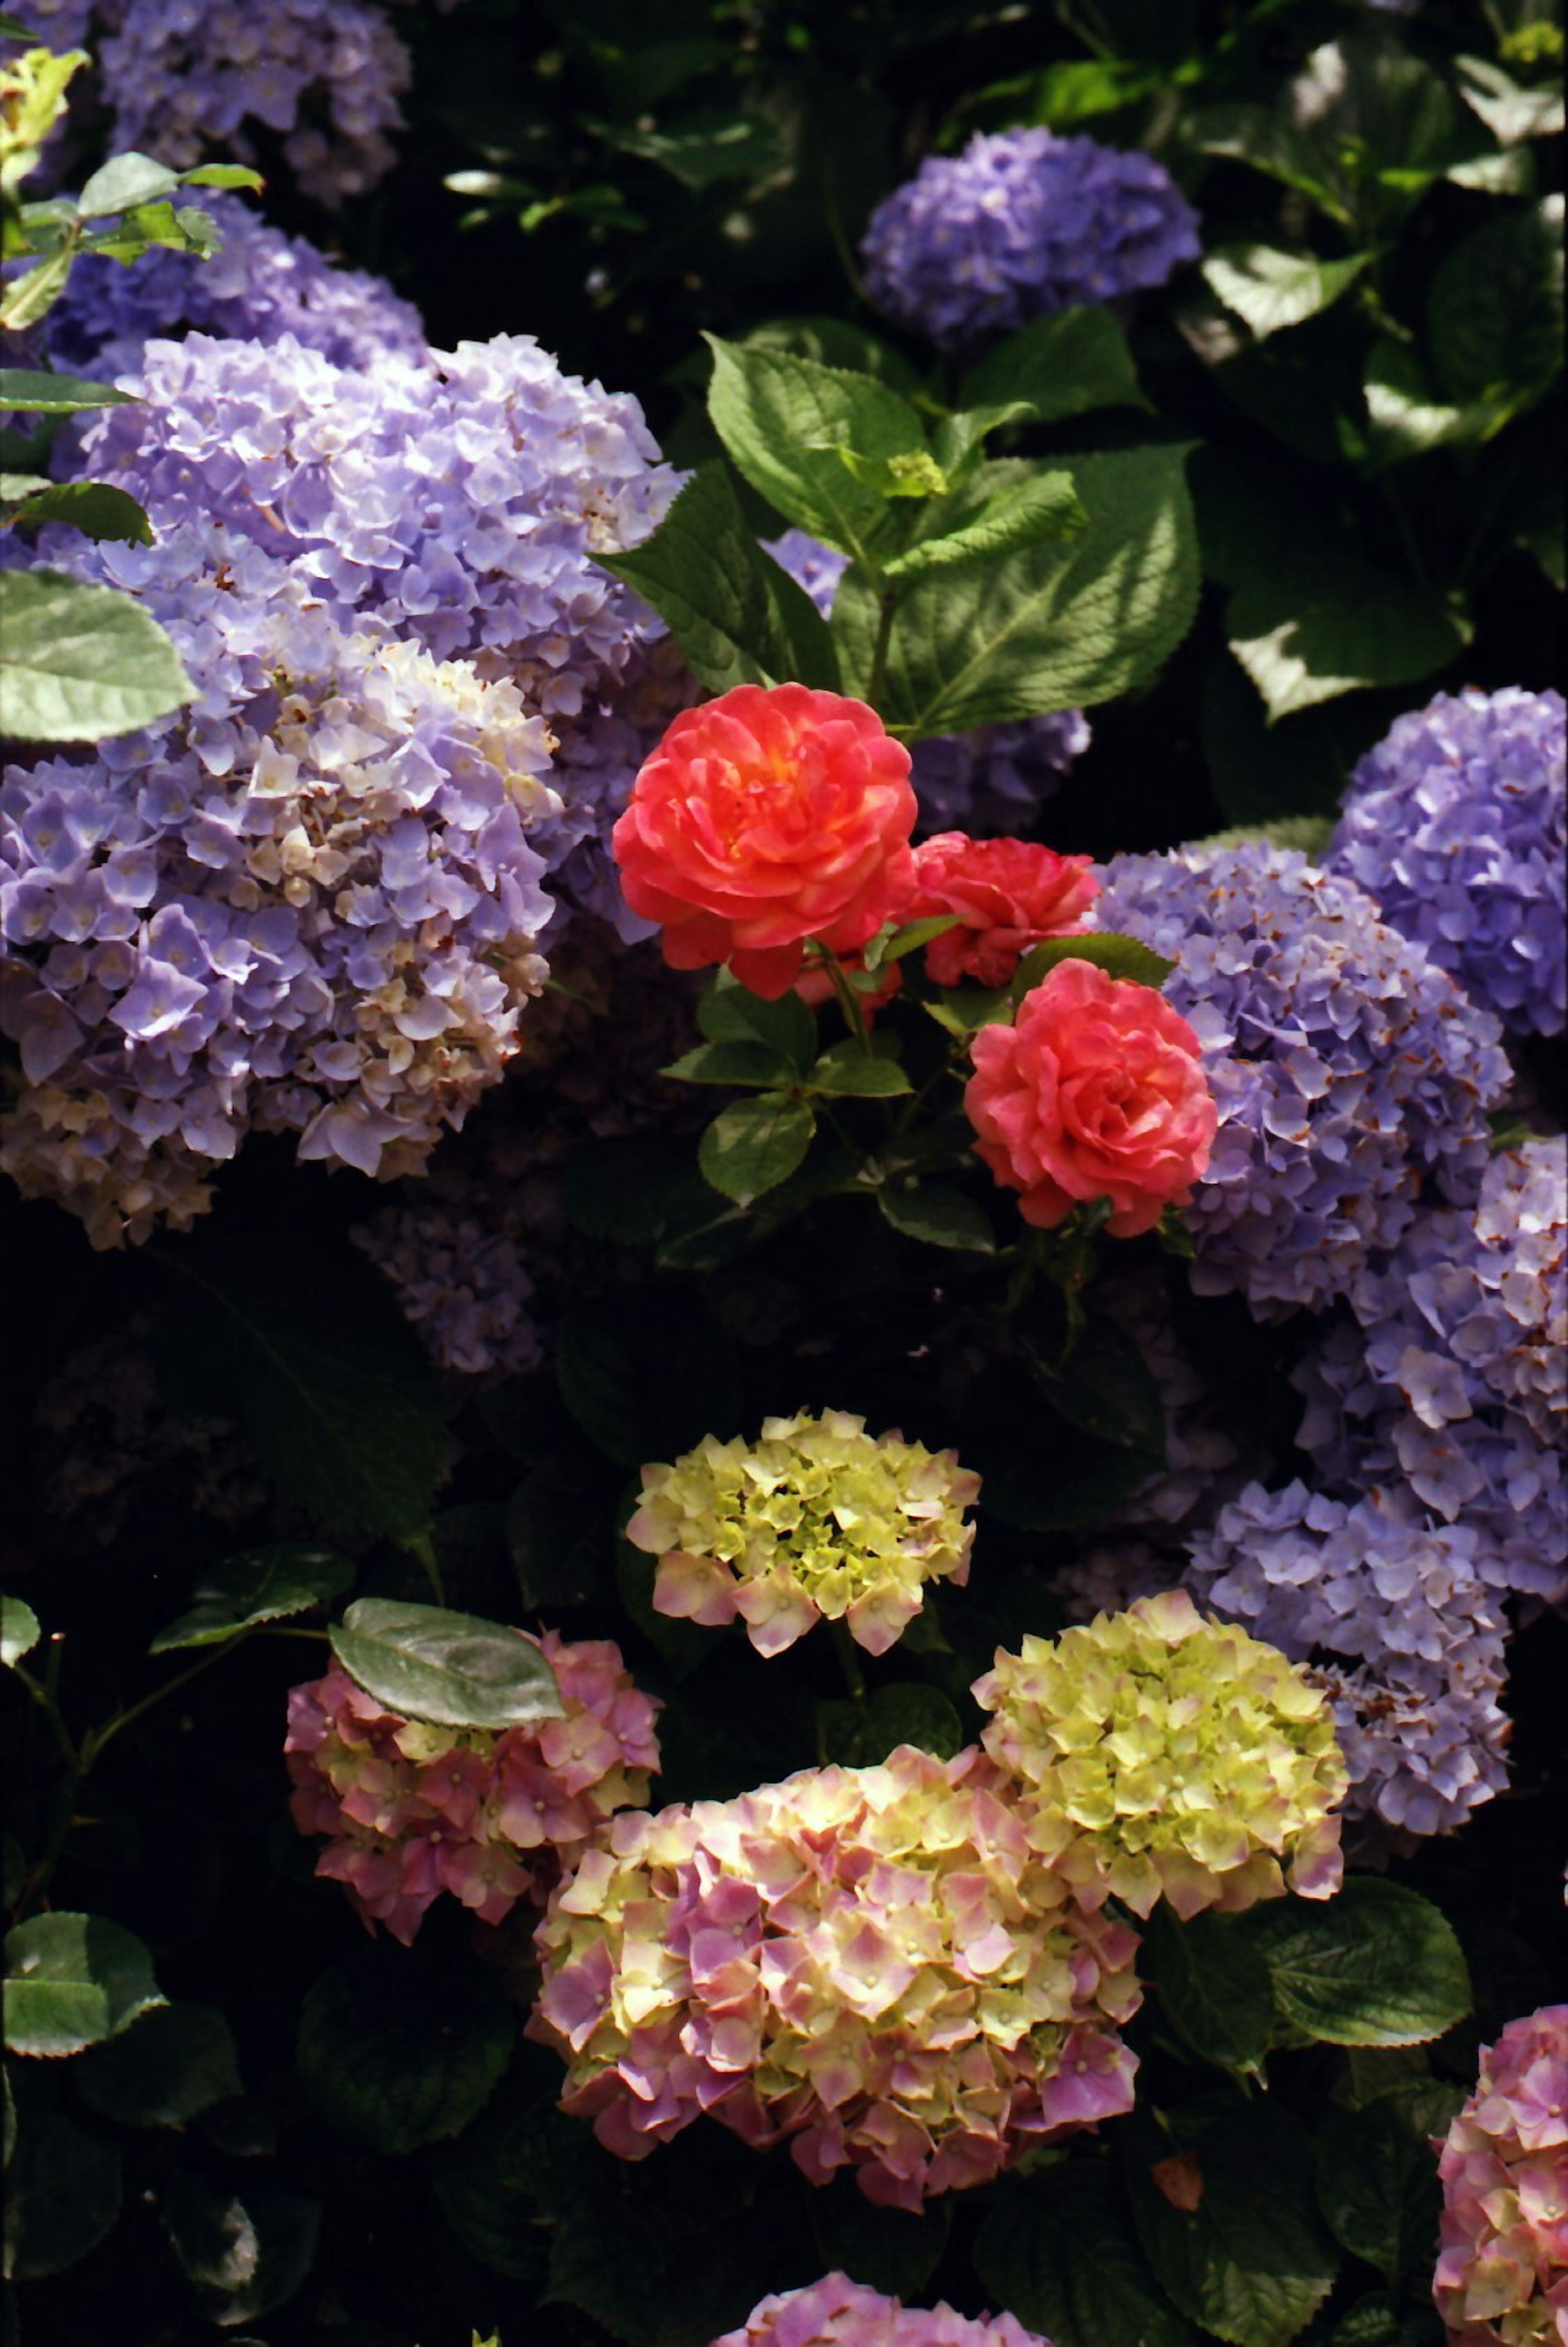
610;683;918;998
908;832;1099;987
965;957;1216;1237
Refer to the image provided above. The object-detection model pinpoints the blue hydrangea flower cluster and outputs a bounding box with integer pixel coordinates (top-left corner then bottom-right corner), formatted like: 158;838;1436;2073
0;519;559;1245
762;531;1089;835
1094;1268;1245;1535
1091;843;1512;1317
859;127;1201;351
352;1186;546;1381
1186;1482;1511;1838
1327;687;1566;1038
45;192;428;384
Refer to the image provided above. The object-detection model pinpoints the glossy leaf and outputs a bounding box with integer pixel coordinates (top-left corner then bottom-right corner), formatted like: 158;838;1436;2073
0;478;152;542
1236;1878;1471;2047
4;1914;165;2059
877;1182;996;1253
0;1597;39;1669
1201;245;1373;341
0;369;136;415
159;2171;320;2325
2;2102;122;2280
699;1092;815;1204
149;1545;352;1653
0;570;192;741
959;308;1148;423
704;332;925;562
330;1598;564;1732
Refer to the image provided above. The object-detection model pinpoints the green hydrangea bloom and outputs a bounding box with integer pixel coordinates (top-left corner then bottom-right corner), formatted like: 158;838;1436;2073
626;1408;980;1658
972;1590;1348;1918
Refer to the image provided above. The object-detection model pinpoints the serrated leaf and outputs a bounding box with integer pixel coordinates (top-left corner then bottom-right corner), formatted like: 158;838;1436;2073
1144;1906;1277;2077
662;1038;795;1087
1;1597;39;1669
1455;54;1564;147
2;2101;122;2280
1011;932;1176;1000
4;1913;165;2058
883;468;1084;578
806;1041;912;1097
76;150;182;216
1228;562;1468;722
817;1683;965;1765
1313;2104;1440;2282
976;2166;1198;2347
0;369;135;415
159;2171;319;2325
921;985;1013;1038
0;245;74;332
0;570;192;741
696;970;819;1072
73;2001;241;2128
0;477;151;543
298;1945;512;2155
600;462;837;694
959;308;1148;424
330;1598;563;1732
589;107;782;191
877;1182;996;1252
1201;245;1373;341
810;2188;951;2300
149;1545;352;1653
699;1092;815;1204
740;315;924;395
1237;1879;1471;2047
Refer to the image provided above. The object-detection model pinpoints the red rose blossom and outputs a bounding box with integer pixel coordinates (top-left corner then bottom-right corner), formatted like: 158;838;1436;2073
965;957;1217;1237
610;684;918;999
909;832;1100;987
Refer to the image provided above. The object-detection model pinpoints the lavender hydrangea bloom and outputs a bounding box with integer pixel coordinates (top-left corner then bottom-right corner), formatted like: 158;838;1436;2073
1186;1481;1511;1837
1327;687;1567;1038
762;531;1089;834
860;127;1200;352
1091;843;1512;1317
46;192;427;384
715;2273;1051;2346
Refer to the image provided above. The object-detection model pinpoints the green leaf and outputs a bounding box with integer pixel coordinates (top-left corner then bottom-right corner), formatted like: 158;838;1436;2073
817;1683;965;1765
1236;1878;1471;2048
329;1597;563;1733
869;444;1200;736
1427;196;1564;408
1201;245;1373;341
72;2002;241;2128
0;477;152;543
178;163;265;192
1031;1313;1167;1458
1454;54;1565;147
810;2188;951;2301
0;570;192;741
4;1914;165;2059
0;369;135;415
1362;340;1508;467
1309;2293;1437;2346
505;1461;608;1610
0;1597;39;1669
1144;1906;1277;2077
1227;559;1469;722
696;970;818;1073
1126;2100;1340;2346
148;1544;352;1653
959;308;1148;424
588;108;783;190
601;461;836;694
159;2171;319;2326
2;2101;122;2280
554;1298;742;1468
806;1041;912;1098
883;468;1084;579
699;1091;816;1204
0;245;74;332
739;315;925;396
1313;2104;1440;2283
76;150;182;216
877;1182;996;1253
297;1945;512;2155
921;985;1012;1039
868;913;963;966
704;332;926;562
975;2166;1199;2347
1010;931;1176;1000
662;1038;795;1088
430;2107;550;2282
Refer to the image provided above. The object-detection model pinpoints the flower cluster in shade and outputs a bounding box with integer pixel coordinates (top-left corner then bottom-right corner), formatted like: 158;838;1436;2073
973;1591;1347;1918
1185;1482;1512;1838
858;127;1200;351
1432;2004;1568;2344
626;1410;980;1658
284;1638;661;1946
1291;1140;1568;1607
528;1742;1143;2210
44;191;428;388
762;534;1089;835
1090;843;1512;1316
1092;1268;1245;1536
714;2273;1051;2347
1327;688;1566;1039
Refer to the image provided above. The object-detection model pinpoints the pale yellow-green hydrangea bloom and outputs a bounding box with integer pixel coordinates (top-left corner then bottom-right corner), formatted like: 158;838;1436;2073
972;1589;1348;1919
626;1408;980;1658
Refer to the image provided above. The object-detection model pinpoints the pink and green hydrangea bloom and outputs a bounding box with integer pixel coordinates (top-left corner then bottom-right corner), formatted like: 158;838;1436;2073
1434;2004;1568;2344
713;2271;1052;2344
972;1590;1348;1919
626;1409;981;1658
528;1742;1142;2209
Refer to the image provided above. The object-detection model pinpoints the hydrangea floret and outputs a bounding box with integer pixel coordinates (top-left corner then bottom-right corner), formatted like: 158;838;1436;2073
528;1743;1143;2209
1433;2004;1568;2343
714;2272;1051;2346
973;1591;1348;1918
626;1410;981;1658
284;1634;661;1945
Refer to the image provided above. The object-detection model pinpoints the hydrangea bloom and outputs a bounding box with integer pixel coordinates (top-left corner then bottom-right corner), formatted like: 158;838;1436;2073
973;1590;1347;1916
1433;2005;1568;2343
1185;1483;1512;1836
1327;688;1566;1038
45;191;428;386
529;1744;1143;2208
0;523;559;1244
627;1410;980;1658
285;1637;661;1946
860;127;1200;351
1092;1268;1244;1535
1091;843;1512;1316
715;2273;1051;2347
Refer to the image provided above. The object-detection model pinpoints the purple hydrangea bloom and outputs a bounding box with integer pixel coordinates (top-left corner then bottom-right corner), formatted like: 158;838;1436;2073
45;192;427;384
1186;1481;1511;1838
352;1191;543;1380
1091;843;1512;1317
1326;687;1567;1038
763;529;848;619
1094;1268;1245;1534
860;127;1200;352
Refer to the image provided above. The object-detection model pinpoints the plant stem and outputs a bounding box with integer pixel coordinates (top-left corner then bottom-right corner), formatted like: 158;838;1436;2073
829;1620;866;1701
866;586;898;712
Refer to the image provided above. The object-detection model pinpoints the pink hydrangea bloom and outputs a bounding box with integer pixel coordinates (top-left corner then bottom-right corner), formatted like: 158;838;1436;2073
1434;2004;1568;2344
713;2270;1052;2345
284;1632;661;1945
529;1743;1142;2210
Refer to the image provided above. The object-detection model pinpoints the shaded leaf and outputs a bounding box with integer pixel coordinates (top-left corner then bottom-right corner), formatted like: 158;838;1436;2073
697;971;818;1073
330;1597;563;1732
0;478;152;543
555;1298;742;1468
0;1597;39;1669
1313;2103;1440;2283
959;308;1148;423
976;2165;1198;2347
817;1684;965;1766
1427;197;1564;407
1228;560;1468;722
699;1092;815;1204
1201;245;1373;341
298;1945;513;2156
1144;1905;1277;2077
663;1038;795;1088
160;2170;319;2327
73;2002;241;2128
877;1182;996;1253
806;1041;912;1098
4;1914;165;2058
2;2101;121;2280
810;2188;951;2300
505;1461;608;1609
149;1544;352;1653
